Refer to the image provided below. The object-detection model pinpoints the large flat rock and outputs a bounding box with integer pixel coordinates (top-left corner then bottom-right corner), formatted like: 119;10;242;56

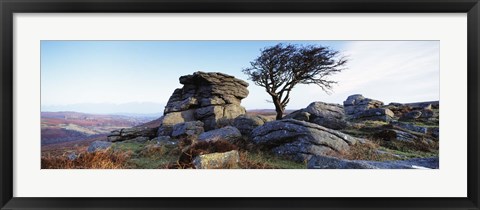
251;119;361;162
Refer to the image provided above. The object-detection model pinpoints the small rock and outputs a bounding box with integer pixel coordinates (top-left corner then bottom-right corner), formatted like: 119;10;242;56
232;115;268;137
402;110;422;120
87;141;113;153
107;136;122;142
198;126;242;142
388;102;404;107
419;109;434;118
373;129;418;142
171;121;204;137
137;136;151;143
67;152;78;161
391;121;428;134
407;101;438;110
430;127;439;138
423;104;433;110
351;108;394;122
193;150;240;169
151;135;176;145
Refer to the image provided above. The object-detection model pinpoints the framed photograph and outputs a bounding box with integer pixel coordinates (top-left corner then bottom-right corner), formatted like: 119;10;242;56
1;0;479;209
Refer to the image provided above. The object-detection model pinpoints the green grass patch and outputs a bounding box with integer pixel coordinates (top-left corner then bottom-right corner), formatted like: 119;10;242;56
397;120;438;128
111;141;146;153
126;155;178;169
341;120;390;138
340;129;371;138
239;151;307;169
378;147;438;160
112;141;182;169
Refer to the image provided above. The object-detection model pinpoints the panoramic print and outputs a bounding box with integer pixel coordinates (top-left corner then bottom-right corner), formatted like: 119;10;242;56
41;41;439;169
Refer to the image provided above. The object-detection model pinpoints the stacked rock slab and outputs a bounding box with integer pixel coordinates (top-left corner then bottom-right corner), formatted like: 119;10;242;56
159;71;249;135
107;126;158;142
343;94;394;122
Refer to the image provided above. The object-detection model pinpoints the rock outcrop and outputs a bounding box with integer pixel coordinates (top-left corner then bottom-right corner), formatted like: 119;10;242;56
251;119;361;162
343;94;394;122
159;72;249;135
343;94;383;115
284;102;348;130
388;101;439;121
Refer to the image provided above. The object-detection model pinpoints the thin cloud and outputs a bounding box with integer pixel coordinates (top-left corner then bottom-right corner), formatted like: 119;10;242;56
288;41;440;107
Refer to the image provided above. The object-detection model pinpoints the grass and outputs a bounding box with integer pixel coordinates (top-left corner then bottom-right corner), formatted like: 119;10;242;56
111;141;145;153
377;147;438;159
338;118;439;161
370;137;439;159
341;140;398;161
126;143;181;169
42;139;308;169
399;120;439;128
340;120;389;138
339;129;371;138
238;151;307;169
42;115;439;169
113;140;181;169
41;149;131;169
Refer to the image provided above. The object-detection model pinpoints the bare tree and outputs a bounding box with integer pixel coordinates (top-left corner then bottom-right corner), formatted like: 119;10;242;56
242;43;347;120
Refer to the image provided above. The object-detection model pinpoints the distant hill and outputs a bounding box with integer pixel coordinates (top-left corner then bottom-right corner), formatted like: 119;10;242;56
41;102;164;115
41;111;158;145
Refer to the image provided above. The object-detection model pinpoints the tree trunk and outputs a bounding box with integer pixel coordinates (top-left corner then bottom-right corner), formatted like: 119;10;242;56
272;96;284;120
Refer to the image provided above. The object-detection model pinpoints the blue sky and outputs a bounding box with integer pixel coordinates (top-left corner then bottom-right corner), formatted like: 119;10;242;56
41;40;439;114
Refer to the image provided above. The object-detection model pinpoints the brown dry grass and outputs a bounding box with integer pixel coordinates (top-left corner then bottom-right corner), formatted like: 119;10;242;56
41;149;131;169
341;141;385;161
139;143;169;157
322;139;411;161
237;151;274;169
373;137;437;153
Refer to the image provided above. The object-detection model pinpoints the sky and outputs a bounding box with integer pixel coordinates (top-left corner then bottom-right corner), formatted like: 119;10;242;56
41;40;439;114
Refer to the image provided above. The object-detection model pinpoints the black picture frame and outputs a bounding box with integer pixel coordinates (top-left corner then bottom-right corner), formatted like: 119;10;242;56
1;0;479;209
